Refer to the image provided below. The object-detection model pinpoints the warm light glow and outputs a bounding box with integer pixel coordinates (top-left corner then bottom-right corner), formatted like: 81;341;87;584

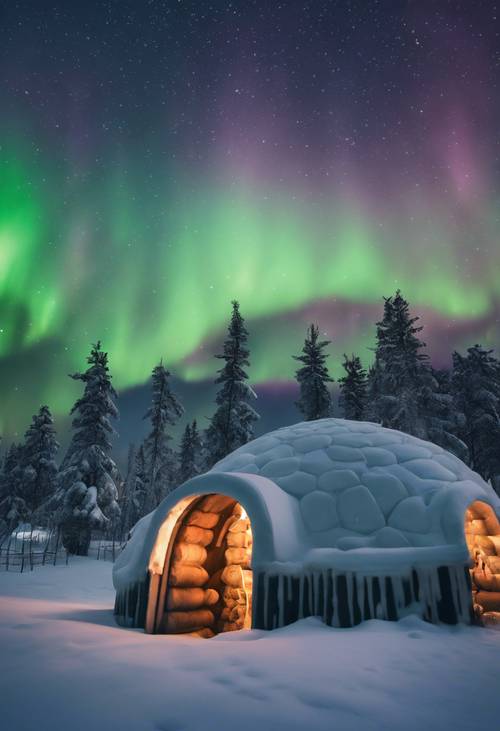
465;501;500;628
147;493;253;636
148;496;198;575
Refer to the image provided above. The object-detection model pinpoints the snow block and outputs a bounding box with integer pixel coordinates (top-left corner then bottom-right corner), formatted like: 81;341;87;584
337;485;386;534
300;491;338;532
275;471;317;498
388;496;431;533
292;434;332;453
362;473;408;516
318;469;360;493
362;447;397;467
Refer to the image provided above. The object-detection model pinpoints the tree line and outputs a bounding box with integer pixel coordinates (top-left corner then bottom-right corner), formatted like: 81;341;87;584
1;291;499;555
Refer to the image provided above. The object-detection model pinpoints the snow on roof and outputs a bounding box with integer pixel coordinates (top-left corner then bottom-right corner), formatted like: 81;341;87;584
211;418;500;553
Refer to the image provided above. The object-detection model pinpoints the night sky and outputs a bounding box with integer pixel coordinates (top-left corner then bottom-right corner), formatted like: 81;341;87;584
1;1;500;449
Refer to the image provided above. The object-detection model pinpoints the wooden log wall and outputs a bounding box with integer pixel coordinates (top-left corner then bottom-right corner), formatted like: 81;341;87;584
465;501;500;628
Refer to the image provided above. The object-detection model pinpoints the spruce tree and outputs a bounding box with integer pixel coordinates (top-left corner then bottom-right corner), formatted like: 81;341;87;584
452;345;500;493
118;443;137;537
371;291;466;454
178;419;203;484
52;342;121;555
142;361;184;512
371;291;426;433
204;301;259;468
21;405;59;519
132;444;148;521
293;323;333;421
338;354;367;421
0;443;26;535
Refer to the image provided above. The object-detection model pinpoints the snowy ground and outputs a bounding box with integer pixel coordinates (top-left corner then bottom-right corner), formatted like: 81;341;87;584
1;559;499;731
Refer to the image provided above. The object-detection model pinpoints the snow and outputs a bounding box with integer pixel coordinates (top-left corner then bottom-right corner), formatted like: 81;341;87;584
1;558;500;731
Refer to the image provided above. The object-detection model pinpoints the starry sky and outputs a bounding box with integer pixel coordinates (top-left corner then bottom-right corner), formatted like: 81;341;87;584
1;1;500;448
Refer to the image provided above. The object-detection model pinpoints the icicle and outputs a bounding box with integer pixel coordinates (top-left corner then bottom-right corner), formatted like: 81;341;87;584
345;573;354;627
263;572;270;630
278;574;285;628
322;570;328;622
356;574;365;621
298;573;304;620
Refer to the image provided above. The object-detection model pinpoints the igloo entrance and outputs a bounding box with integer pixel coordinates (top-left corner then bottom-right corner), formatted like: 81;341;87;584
465;500;500;628
149;493;253;637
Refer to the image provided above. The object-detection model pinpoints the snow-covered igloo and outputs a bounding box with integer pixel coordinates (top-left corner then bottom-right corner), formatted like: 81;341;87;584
113;418;500;636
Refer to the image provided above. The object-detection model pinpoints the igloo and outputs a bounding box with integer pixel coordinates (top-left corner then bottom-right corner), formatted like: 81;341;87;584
113;418;500;636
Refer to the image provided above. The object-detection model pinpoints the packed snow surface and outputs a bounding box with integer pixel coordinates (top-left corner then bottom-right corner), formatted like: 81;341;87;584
2;559;500;731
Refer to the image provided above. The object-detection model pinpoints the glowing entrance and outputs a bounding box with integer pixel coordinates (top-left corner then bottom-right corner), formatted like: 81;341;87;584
150;494;253;637
465;500;500;628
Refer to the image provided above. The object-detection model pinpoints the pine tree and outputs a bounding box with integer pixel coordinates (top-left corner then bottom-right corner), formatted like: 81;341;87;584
0;443;26;535
204;301;259;468
452;345;500;493
293;323;333;421
118;443;137;537
132;444;148;520
178;420;203;484
338;354;367;421
21;405;59;519
142;361;184;512
52;342;121;555
371;291;467;454
371;291;426;432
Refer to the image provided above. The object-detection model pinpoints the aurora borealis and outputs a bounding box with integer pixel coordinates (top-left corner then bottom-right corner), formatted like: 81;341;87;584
1;1;500;443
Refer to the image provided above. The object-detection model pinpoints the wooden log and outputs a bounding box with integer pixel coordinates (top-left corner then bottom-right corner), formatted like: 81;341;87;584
186;510;220;530
472;536;497;555
491;536;500;554
198;494;236;513
229;605;246;623
225;547;251;568
475;591;500;612
173;543;207;564
486;556;500;573
165;609;215;633
228;518;250;534
169;562;209;587
166;587;219;610
221;564;244;588
226;532;252;548
473;572;500;592
223;587;246;602
177;525;214;547
470;520;488;536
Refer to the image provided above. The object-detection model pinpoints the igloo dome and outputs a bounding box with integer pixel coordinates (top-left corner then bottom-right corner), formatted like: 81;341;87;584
113;419;500;636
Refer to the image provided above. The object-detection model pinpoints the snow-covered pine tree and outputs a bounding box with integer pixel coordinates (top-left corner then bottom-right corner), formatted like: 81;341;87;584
52;342;121;555
419;367;468;461
0;443;26;535
371;291;467;454
293;323;333;421
178;419;203;484
452;345;500;493
204;301;259;468
21;405;59;519
142;361;184;512
132;444;148;521
118;443;137;537
338;354;367;421
371;291;425;432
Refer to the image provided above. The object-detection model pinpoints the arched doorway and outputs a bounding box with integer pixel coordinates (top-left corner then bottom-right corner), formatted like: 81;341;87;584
465;500;500;627
150;493;253;637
